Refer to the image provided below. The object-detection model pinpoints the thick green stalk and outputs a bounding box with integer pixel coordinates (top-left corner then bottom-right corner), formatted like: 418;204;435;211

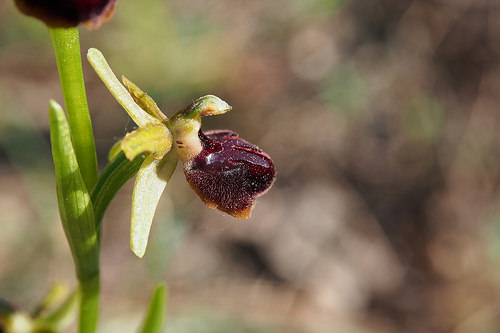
79;277;99;333
49;27;98;191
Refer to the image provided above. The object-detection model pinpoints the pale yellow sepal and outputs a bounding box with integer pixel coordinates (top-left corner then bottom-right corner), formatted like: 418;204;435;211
121;123;172;161
87;48;158;127
130;151;177;258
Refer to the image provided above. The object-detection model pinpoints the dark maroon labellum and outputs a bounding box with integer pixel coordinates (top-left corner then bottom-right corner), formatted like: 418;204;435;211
14;0;116;28
184;130;275;219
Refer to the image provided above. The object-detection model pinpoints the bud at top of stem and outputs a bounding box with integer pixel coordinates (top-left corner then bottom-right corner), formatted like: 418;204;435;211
15;0;116;28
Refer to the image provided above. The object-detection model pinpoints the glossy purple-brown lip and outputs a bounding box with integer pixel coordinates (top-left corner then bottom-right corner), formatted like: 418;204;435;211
15;0;116;28
183;130;275;219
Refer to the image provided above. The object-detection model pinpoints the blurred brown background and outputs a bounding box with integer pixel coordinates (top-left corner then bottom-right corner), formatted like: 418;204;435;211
1;0;500;332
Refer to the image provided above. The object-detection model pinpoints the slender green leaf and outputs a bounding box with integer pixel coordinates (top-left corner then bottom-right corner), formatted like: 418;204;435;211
139;285;167;333
91;151;146;229
49;99;99;333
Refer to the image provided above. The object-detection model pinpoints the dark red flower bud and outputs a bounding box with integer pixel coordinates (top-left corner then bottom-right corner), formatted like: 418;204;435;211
14;0;116;28
183;130;275;219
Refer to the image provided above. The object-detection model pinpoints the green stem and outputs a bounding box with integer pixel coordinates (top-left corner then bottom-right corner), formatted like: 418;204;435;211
79;277;99;333
49;27;98;191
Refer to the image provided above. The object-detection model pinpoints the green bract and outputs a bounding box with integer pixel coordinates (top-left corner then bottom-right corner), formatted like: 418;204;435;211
49;100;99;332
138;285;167;333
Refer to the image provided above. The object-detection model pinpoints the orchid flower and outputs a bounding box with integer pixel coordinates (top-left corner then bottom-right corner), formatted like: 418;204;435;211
87;48;275;258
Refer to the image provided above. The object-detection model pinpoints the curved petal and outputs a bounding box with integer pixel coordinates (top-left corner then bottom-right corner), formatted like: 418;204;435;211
121;123;172;160
130;151;178;258
122;76;167;121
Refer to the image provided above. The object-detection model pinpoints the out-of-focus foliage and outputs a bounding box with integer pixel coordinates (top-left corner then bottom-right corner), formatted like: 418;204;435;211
1;0;500;332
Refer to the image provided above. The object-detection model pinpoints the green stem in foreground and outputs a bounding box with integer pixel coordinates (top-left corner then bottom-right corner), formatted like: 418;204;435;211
49;27;98;191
